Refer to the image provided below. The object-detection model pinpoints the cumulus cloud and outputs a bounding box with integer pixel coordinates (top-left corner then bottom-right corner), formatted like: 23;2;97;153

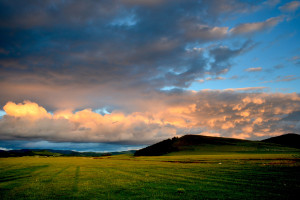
1;91;299;143
0;101;176;144
4;101;51;120
230;16;283;35
280;1;300;12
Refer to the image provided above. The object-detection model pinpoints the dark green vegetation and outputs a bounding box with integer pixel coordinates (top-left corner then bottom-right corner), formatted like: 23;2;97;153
134;134;300;156
0;149;136;157
0;153;300;200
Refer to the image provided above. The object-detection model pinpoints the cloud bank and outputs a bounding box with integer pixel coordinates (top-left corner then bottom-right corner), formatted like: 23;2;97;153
1;91;299;144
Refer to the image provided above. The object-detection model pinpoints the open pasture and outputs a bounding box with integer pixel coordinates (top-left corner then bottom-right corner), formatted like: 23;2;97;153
1;153;300;200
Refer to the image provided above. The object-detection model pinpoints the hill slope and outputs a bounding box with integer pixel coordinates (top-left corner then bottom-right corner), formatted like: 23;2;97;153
262;133;300;149
134;134;300;156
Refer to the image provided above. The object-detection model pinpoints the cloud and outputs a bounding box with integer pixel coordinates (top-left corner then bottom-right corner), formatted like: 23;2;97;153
290;55;300;60
263;75;300;83
0;1;286;112
0;147;11;151
206;77;226;81
184;24;229;41
288;55;300;65
276;75;299;82
208;41;255;74
199;76;226;83
0;1;298;145
223;87;268;92
280;1;300;12
0;101;178;144
245;67;262;72
0;40;254;111
3;101;51;120
0;0;255;112
184;15;283;41
1;91;299;143
230;16;283;35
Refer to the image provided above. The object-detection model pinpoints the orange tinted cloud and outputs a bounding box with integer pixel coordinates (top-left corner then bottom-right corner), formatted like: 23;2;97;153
0;91;300;143
3;101;51;120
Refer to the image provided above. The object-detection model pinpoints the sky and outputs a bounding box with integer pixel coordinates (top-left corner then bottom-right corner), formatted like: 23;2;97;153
0;0;300;152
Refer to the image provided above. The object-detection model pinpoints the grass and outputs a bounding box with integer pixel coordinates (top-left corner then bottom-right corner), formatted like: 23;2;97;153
0;153;300;200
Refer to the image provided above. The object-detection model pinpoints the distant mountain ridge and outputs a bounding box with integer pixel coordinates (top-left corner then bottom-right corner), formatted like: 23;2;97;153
0;149;136;157
1;134;299;157
134;133;300;156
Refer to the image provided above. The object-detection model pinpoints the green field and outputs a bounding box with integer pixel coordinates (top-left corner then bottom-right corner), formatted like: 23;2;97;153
1;153;300;200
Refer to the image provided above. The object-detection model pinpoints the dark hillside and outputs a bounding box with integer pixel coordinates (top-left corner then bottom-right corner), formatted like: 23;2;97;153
262;133;300;149
134;137;179;156
134;134;300;156
134;135;253;156
173;135;248;146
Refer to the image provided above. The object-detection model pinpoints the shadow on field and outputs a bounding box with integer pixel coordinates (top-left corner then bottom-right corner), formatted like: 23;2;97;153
73;166;80;193
43;166;70;183
0;165;49;183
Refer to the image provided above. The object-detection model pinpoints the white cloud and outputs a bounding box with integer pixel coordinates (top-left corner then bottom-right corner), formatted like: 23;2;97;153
0;147;11;151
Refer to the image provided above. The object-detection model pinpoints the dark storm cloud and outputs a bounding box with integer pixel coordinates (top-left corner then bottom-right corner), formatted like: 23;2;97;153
0;0;283;111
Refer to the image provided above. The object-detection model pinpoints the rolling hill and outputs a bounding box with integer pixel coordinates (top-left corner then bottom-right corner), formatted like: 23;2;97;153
1;134;299;157
262;133;300;149
134;134;300;156
0;149;136;157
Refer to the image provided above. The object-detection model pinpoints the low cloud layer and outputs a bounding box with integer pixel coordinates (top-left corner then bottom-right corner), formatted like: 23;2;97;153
1;91;299;144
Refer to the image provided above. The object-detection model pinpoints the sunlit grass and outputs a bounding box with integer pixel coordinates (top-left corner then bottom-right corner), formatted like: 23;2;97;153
0;153;300;199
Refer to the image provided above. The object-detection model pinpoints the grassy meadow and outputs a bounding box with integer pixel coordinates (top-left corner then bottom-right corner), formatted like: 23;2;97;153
0;153;300;200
